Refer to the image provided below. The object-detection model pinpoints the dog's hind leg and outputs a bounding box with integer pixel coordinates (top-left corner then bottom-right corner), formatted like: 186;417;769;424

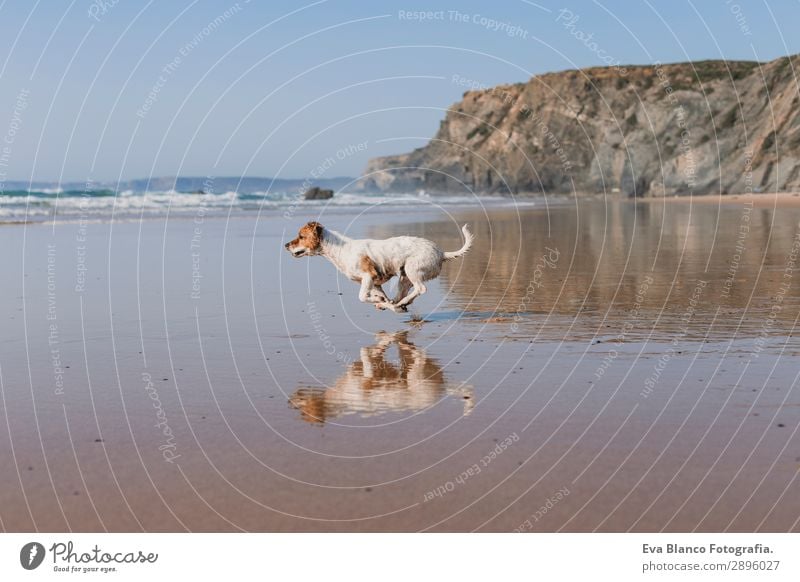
393;276;412;304
393;273;427;311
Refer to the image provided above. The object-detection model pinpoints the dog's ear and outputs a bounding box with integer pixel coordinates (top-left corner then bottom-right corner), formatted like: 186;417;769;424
307;221;323;237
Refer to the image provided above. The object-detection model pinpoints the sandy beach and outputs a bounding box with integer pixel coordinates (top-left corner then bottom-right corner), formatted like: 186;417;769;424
0;198;798;532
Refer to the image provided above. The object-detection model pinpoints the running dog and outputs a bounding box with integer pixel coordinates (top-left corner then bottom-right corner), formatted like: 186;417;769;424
284;221;473;312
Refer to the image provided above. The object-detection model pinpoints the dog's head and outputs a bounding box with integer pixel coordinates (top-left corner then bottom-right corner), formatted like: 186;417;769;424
284;221;323;257
288;388;329;424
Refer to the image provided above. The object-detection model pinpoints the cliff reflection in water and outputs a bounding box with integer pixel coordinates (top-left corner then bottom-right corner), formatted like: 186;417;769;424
368;200;800;340
289;331;473;425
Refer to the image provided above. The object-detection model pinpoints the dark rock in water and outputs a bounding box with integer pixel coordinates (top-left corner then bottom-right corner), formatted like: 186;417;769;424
304;187;334;200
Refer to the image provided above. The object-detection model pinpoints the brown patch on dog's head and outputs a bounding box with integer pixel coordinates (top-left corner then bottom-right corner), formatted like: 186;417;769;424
284;221;323;257
288;388;328;424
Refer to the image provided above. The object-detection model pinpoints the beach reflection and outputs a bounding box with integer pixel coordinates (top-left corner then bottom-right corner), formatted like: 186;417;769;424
289;331;473;425
369;200;800;341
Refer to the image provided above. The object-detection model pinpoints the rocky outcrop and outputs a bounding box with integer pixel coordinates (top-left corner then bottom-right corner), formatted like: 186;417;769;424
303;187;334;200
360;55;800;197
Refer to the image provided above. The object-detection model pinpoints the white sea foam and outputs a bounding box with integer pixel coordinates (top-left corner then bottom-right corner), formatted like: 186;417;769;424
0;189;540;222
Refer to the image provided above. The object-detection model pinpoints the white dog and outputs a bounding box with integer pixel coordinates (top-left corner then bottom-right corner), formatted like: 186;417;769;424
284;221;473;312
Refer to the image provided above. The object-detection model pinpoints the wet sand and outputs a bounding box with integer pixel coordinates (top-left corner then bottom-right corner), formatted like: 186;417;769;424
655;191;800;208
1;199;799;532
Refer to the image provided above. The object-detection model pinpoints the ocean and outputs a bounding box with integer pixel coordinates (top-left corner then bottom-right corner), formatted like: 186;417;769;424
0;188;539;223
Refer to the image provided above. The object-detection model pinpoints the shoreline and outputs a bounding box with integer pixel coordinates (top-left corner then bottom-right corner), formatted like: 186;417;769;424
642;192;800;208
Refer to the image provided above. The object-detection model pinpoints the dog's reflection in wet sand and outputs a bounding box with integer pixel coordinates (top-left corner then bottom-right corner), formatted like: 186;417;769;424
289;331;474;424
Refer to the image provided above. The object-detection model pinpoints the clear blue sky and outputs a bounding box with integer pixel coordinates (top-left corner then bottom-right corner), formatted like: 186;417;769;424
0;0;797;183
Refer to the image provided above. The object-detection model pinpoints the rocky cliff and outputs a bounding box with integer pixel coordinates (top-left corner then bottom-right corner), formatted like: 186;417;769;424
360;55;800;197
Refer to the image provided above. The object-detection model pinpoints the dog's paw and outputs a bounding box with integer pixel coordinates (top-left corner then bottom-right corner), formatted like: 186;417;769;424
374;303;387;311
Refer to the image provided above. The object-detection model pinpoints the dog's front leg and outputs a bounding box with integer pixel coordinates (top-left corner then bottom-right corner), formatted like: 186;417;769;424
358;277;376;303
359;277;388;310
376;301;406;313
368;285;390;303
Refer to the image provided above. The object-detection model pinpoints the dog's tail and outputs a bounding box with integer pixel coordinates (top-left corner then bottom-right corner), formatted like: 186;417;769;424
443;224;474;260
